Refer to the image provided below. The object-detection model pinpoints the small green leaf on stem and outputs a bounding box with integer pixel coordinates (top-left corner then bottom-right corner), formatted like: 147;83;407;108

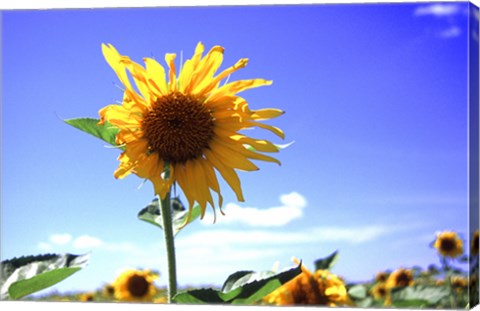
138;197;201;236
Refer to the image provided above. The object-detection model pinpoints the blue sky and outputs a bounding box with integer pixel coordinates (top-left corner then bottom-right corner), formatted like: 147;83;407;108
1;1;478;295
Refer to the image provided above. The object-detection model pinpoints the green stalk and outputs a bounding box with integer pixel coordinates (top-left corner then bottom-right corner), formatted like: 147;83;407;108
442;256;458;309
159;163;177;303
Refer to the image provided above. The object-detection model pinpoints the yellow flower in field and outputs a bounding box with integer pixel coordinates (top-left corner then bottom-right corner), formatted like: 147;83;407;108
99;42;284;219
103;284;115;297
375;271;389;283
386;268;414;288
371;282;388;300
264;259;351;306
79;293;95;302
112;269;158;302
154;296;168;303
433;231;464;258
450;276;468;292
472;230;479;256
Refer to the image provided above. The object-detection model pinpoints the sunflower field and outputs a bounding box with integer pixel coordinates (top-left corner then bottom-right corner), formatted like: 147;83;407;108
1;229;478;308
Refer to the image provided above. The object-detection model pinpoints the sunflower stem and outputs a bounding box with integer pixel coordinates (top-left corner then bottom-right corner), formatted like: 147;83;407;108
159;191;177;303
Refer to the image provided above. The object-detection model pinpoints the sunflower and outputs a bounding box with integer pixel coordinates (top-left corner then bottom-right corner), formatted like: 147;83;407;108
264;259;351;306
154;297;168;303
375;271;389;283
450;276;468;292
386;268;414;288
472;230;479;256
79;293;95;302
112;269;158;302
99;42;284;219
102;284;115;297
433;231;464;258
370;282;388;300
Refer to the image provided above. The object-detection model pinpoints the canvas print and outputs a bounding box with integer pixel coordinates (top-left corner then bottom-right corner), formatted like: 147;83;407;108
1;1;479;309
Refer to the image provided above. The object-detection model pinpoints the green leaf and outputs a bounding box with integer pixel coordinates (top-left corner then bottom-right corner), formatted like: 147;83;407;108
391;299;430;308
173;263;302;304
0;253;89;300
348;284;367;299
138;197;201;236
64;117;122;149
314;250;339;271
390;285;450;306
355;297;374;308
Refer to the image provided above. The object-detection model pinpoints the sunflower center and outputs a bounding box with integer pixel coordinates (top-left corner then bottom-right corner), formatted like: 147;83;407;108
395;272;412;287
291;276;328;305
440;238;456;252
127;275;149;298
378;287;386;296
142;92;214;164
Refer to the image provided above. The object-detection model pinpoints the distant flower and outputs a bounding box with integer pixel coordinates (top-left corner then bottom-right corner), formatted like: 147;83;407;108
264;259;351;306
386;268;414;288
371;282;388;300
99;42;284;219
375;271;389;283
102;284;115;297
112;269;158;302
450;276;468;292
79;293;95;302
433;231;464;258
472;230;479;256
154;297;167;303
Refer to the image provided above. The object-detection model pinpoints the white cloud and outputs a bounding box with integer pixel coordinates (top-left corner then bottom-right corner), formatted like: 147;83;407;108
414;3;462;17
413;3;467;39
201;191;307;227
280;192;307;208
49;233;72;245
37;242;53;251
310;226;391;244
438;26;462;38
73;235;103;249
172;224;400;285
176;224;394;249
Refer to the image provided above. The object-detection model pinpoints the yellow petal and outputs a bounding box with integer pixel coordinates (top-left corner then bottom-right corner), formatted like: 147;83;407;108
179;42;205;92
246;121;285;139
231;135;280;153
165;53;177;91
187;46;224;95
191;160;215;214
199;157;223;209
150;160;175;200
209;139;259;171
204;149;244;202
121;58;151;103
134;152;160;180
99;104;142;130
251;108;285;120
175;163;196;209
209;79;272;102
114;153;139;179
214;136;281;165
200;58;250;96
144;57;168;96
102;44;143;104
